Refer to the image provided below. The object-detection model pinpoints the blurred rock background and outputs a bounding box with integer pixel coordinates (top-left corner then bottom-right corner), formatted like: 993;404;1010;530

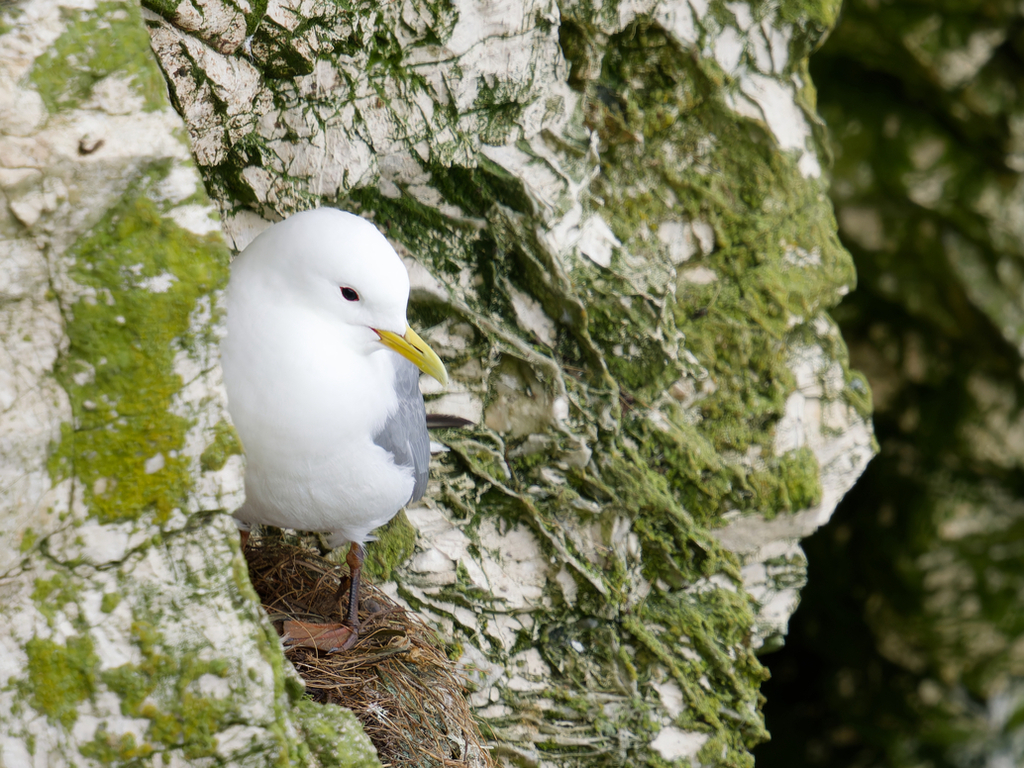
757;1;1024;766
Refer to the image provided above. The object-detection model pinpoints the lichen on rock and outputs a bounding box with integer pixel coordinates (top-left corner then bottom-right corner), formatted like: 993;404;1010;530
0;0;877;764
135;0;876;764
0;0;377;764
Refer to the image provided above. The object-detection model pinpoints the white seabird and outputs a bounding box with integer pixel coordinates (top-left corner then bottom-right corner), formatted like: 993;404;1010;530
222;208;448;650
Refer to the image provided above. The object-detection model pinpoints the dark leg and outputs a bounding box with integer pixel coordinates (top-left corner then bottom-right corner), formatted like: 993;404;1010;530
342;542;364;628
239;529;250;550
281;541;363;653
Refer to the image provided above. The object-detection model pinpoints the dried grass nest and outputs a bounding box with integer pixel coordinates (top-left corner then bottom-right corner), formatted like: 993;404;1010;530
245;534;493;768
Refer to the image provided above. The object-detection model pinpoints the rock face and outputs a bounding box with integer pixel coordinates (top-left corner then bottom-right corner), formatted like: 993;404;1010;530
0;0;872;765
759;2;1024;766
0;1;378;765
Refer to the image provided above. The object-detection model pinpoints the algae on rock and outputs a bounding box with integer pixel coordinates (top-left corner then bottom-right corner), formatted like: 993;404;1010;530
0;0;873;764
142;0;874;763
0;0;378;765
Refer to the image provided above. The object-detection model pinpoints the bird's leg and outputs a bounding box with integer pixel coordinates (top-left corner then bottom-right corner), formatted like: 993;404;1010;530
342;542;364;629
239;529;250;550
281;542;362;653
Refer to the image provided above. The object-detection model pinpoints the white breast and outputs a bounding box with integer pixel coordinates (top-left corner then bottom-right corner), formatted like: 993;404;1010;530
222;276;415;544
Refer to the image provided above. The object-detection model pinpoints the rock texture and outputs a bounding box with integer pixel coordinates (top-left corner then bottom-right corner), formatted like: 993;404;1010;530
0;1;378;764
1;0;873;764
143;0;875;763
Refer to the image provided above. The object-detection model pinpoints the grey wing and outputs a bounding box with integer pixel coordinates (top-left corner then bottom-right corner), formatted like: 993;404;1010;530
373;357;431;503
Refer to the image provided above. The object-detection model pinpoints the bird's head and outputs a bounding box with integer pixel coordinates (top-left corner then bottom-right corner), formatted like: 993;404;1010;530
240;208;448;386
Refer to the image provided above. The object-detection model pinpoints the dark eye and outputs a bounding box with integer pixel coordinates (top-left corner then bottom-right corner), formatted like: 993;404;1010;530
341;287;359;301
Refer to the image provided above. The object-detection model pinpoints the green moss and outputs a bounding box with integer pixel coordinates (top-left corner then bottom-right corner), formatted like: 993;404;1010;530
143;695;224;758
19;527;38;553
627;586;769;754
97;621;246;759
292;698;381;768
432;560;501;610
250;18;317;79
586;278;679;397
283;670;306;704
773;446;822;512
474;76;531;145
199;419;243;473
101;592;122;613
29;1;167;112
31;572;81;624
429;159;535;220
0;6;22;37
347;185;479;279
81;727;155;762
137;0;176;18
363;508;417;582
47;171;232;525
24;634;100;729
574;18;856;530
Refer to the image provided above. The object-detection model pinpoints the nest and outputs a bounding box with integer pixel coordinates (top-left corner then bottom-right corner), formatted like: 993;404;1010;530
245;535;493;768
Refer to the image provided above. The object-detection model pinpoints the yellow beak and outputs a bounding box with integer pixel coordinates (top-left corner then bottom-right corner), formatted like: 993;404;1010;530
375;325;449;387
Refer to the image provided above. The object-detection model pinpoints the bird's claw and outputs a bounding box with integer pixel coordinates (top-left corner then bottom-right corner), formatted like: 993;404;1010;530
281;620;359;652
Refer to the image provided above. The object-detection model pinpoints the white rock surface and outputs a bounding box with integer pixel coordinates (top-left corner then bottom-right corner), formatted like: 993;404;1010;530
140;0;874;761
0;1;377;764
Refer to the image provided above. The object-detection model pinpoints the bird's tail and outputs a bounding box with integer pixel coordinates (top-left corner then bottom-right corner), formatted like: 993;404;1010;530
425;414;474;429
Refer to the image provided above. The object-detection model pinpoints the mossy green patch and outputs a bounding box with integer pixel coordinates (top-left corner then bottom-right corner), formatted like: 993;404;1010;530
31;572;82;625
47;169;232;525
100;592;122;613
250;17;318;79
19;527;38;553
81;727;156;763
0;6;23;37
474;76;531;145
199;419;243;473
363;508;417;582
772;446;822;513
99;621;240;759
292;698;381;768
29;1;167;112
571;18;855;526
24;634;100;729
140;0;268;37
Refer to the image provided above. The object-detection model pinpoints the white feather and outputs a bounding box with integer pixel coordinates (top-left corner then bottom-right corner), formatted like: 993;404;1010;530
222;209;421;545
